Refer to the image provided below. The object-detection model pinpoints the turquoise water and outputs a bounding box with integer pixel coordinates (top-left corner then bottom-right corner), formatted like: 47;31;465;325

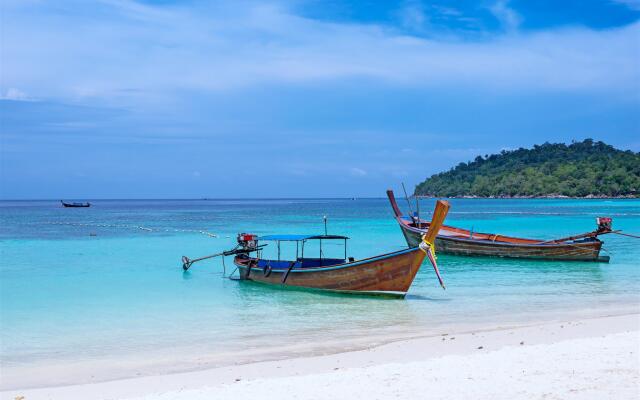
1;198;639;388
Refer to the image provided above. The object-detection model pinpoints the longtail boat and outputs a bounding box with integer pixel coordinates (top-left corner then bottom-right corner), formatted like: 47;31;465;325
61;201;91;208
387;190;611;262
182;200;450;297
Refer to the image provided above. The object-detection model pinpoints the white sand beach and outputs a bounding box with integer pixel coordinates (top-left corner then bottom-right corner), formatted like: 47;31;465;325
2;312;638;400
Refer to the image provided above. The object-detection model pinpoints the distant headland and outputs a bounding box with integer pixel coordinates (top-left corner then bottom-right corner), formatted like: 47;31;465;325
415;139;640;198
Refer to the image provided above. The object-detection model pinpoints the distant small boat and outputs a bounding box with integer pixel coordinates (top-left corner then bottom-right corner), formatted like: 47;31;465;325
61;201;91;208
387;190;611;262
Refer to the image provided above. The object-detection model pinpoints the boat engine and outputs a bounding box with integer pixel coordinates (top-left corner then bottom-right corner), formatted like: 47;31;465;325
237;233;258;250
596;217;612;233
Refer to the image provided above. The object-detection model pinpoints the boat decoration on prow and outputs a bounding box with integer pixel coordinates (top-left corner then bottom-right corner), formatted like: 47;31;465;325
387;189;614;262
181;200;450;298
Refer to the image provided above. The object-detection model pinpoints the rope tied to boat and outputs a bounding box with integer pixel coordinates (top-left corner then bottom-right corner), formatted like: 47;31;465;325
419;239;436;261
612;231;640;239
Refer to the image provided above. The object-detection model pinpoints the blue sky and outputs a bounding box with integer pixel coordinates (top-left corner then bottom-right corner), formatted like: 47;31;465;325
1;0;639;198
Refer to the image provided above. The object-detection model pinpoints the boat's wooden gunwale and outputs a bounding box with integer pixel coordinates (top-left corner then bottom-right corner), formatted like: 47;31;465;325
401;221;597;248
404;219;542;244
239;246;418;273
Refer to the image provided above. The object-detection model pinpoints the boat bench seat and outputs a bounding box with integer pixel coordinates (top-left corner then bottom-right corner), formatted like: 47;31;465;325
297;258;345;267
256;260;300;269
255;258;346;269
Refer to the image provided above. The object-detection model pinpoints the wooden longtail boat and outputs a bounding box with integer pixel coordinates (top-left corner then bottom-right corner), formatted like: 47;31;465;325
387;190;611;262
231;200;450;297
61;201;91;208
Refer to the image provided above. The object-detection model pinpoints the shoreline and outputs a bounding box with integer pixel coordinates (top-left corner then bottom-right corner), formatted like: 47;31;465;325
3;311;638;400
2;304;638;391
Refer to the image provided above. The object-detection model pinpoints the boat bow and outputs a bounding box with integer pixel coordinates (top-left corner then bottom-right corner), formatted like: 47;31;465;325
416;199;450;289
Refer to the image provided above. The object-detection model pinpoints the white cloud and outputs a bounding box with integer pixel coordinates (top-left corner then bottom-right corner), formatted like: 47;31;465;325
398;0;428;32
431;5;462;17
349;167;367;177
489;0;522;32
0;88;32;101
612;0;640;11
1;1;638;104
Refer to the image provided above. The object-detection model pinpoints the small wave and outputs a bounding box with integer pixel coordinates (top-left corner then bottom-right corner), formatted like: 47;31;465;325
40;221;218;237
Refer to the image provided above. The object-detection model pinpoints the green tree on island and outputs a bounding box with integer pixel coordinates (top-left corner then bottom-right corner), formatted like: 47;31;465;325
415;139;640;198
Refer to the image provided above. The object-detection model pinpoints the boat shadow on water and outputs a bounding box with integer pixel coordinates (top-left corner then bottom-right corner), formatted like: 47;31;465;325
232;278;413;300
438;254;608;272
403;293;452;302
216;270;454;302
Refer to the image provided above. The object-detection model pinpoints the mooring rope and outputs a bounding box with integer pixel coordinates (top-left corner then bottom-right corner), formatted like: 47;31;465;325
227;267;240;280
221;256;226;277
612;231;640;239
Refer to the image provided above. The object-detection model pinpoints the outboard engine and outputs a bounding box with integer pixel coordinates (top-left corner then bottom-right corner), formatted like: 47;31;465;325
237;233;258;250
182;233;261;272
596;217;612;233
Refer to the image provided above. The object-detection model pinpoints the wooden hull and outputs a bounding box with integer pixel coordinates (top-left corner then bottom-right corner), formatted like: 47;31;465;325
234;247;427;297
387;190;607;262
398;223;605;261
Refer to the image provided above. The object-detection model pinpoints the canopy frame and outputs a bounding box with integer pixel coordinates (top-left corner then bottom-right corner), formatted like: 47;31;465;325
256;234;349;265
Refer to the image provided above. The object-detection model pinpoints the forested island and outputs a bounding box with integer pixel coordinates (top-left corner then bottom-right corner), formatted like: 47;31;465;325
415;139;640;198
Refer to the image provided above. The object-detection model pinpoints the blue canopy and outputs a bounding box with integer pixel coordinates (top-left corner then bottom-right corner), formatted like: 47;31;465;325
258;234;349;241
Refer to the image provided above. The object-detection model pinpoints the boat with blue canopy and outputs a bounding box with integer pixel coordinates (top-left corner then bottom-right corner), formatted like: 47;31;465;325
182;200;451;298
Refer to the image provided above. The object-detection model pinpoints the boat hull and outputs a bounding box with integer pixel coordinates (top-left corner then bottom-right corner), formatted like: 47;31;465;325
61;201;90;208
234;247;426;297
398;223;605;261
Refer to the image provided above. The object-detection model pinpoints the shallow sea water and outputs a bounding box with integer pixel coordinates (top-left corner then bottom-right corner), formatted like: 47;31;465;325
1;198;639;387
